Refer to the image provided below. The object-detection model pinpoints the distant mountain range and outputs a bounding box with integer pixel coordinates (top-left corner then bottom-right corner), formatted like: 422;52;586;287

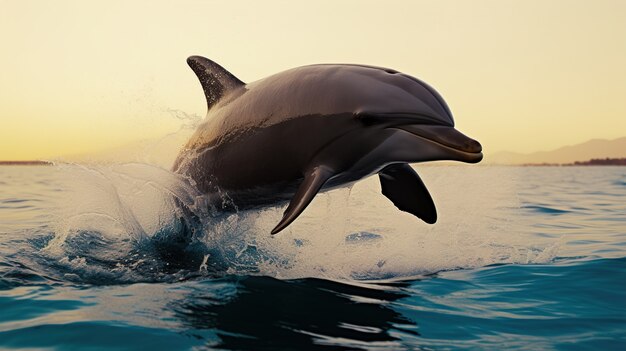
486;137;626;165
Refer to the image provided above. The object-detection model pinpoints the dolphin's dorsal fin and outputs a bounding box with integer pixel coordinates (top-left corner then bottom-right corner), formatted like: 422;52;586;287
379;163;437;224
271;166;335;234
187;56;245;110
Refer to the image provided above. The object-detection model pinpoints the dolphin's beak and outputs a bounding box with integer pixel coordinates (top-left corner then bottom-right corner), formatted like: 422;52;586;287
392;125;483;163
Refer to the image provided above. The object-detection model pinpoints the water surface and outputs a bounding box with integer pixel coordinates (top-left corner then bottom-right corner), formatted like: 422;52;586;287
1;165;624;350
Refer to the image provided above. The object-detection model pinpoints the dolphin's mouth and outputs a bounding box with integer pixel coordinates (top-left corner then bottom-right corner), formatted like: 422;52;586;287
390;125;483;163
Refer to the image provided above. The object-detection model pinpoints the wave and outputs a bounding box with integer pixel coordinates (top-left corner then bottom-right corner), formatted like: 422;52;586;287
522;205;571;215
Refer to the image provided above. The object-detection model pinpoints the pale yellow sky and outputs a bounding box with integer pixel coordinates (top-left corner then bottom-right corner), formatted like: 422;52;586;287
1;0;625;160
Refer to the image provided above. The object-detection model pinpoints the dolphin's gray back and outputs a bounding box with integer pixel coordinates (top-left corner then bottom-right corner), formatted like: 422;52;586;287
184;64;453;152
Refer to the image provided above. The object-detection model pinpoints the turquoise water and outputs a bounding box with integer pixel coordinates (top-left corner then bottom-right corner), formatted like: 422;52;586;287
1;165;625;350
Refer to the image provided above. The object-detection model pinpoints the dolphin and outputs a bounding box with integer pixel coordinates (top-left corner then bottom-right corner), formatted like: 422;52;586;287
173;56;482;234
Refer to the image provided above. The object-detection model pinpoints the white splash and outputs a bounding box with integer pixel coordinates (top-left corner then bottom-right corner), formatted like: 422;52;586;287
44;159;558;283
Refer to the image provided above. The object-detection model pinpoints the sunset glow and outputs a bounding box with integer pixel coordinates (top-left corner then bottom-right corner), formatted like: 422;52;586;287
1;0;625;160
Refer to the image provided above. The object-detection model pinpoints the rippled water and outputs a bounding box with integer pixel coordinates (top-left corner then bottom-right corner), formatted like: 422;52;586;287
1;165;625;350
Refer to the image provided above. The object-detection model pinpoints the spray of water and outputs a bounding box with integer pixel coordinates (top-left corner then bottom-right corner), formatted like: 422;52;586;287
42;158;558;284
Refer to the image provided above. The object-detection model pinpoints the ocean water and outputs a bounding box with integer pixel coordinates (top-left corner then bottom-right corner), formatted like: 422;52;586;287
0;164;624;350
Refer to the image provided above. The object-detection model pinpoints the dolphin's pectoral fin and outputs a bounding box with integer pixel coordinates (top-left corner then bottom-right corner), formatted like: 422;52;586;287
271;166;335;235
187;56;245;110
379;163;437;224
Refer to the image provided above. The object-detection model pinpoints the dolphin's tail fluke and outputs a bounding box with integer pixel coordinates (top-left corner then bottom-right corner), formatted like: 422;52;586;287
187;56;245;111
